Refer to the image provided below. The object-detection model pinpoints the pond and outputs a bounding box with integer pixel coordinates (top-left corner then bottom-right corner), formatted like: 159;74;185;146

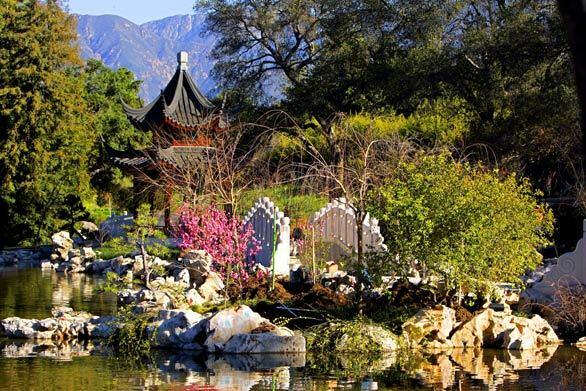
0;267;584;390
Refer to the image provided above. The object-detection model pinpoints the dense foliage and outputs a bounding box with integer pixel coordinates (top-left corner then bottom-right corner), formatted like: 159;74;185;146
201;0;579;203
367;154;554;294
0;0;93;246
83;59;148;211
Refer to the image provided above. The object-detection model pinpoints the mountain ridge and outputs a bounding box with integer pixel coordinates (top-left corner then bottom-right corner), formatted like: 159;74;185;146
75;13;217;101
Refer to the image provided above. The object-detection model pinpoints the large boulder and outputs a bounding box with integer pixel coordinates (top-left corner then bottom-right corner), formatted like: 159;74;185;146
174;268;191;287
80;247;96;262
450;309;559;350
111;256;134;275
204;305;267;352
79;221;99;238
153;309;206;349
501;315;559;350
51;231;73;261
182;250;213;287
88;259;111;274
86;316;117;339
223;331;306;354
402;305;456;347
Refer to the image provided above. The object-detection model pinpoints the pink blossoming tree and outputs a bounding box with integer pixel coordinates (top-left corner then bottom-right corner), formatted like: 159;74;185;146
175;205;262;283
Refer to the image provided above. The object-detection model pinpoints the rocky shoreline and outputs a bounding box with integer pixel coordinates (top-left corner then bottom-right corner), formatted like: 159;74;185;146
0;230;566;356
0;302;561;355
0;305;305;355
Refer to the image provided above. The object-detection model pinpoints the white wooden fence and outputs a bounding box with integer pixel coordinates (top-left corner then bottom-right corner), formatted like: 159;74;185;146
310;198;387;262
243;197;290;275
243;197;387;272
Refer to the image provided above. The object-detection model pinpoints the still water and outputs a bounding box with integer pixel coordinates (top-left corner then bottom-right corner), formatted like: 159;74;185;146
0;267;584;390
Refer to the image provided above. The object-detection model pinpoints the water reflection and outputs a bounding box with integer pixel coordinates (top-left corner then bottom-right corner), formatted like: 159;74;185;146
411;347;559;389
1;338;584;390
1;266;585;390
0;267;116;319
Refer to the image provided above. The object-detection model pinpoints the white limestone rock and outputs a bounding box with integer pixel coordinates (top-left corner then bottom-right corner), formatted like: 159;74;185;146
1;318;55;340
181;250;213;286
81;247;96;261
204;305;267;352
402;305;456;346
223;331;306;354
197;272;225;303
51;231;73;260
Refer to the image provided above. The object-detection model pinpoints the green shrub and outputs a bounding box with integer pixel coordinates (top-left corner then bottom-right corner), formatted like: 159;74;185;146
97;237;134;259
146;241;175;260
239;184;327;220
96;271;133;294
108;309;155;363
343;97;473;145
368;153;553;295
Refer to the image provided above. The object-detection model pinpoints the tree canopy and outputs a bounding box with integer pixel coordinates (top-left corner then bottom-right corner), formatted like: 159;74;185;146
202;0;579;201
0;0;94;246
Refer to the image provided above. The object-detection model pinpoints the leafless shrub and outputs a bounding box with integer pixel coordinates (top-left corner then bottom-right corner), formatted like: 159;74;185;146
528;277;586;341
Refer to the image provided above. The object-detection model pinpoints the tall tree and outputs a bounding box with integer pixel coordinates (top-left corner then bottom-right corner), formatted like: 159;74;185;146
0;0;94;246
196;0;349;96
82;59;149;210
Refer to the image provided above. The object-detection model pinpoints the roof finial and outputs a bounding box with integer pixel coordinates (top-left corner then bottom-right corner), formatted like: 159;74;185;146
178;51;188;71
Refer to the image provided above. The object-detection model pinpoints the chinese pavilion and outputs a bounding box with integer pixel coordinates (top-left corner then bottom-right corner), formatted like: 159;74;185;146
108;51;224;228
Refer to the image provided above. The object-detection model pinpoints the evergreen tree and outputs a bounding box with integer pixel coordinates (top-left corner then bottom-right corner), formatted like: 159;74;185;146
0;0;94;246
82;59;150;210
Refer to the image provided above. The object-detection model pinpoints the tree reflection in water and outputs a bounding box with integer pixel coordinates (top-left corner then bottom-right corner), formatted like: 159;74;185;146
0;339;584;390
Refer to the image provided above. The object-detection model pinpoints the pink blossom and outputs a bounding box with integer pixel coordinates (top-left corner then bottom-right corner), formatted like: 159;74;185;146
175;204;261;283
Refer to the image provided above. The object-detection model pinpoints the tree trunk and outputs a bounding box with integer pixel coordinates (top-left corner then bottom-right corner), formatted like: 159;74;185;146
164;185;172;233
557;0;586;168
140;242;150;289
355;211;365;315
356;216;364;268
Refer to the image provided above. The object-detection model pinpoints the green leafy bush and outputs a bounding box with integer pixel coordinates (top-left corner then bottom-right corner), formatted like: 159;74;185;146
108;309;155;363
97;237;134;259
239;184;327;220
343;97;473;144
368;153;553;295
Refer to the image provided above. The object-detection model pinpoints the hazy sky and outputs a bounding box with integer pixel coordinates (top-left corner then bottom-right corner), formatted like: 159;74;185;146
66;0;195;24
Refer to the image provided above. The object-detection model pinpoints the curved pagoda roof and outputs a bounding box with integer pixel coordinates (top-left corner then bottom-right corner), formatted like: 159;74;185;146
122;51;216;133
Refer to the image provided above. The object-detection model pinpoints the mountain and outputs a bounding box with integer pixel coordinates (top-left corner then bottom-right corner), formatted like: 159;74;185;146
76;14;217;101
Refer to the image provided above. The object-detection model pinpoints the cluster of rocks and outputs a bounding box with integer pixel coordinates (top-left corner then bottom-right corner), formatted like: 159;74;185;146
0;305;306;355
401;305;560;350
90;253;171;277
154;305;305;354
0;248;50;266
42;231;98;273
114;250;227;313
0;307;115;341
320;270;357;296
